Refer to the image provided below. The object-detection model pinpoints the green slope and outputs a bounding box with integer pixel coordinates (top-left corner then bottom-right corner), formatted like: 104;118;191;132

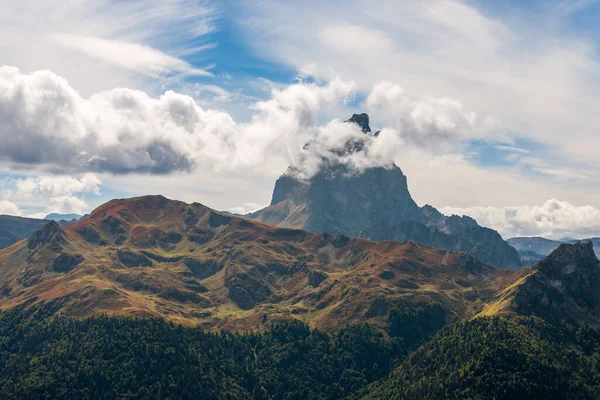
361;316;600;400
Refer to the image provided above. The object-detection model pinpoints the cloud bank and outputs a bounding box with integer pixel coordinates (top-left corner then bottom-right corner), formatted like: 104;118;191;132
441;199;600;239
1;67;502;179
2;173;102;216
0;67;356;174
5;66;598;240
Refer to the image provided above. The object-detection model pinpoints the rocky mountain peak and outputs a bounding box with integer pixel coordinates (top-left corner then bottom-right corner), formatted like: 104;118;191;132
536;240;598;277
249;114;521;270
27;220;66;250
345;113;371;133
491;240;600;323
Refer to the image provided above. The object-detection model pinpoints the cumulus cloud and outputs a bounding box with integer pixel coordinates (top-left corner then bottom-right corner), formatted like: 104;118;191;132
367;81;507;152
14;173;102;215
228;202;264;215
441;199;600;239
2;66;511;185
16;174;101;198
0;67;357;175
0;200;23;216
288;119;398;179
49;34;212;78
285;81;505;179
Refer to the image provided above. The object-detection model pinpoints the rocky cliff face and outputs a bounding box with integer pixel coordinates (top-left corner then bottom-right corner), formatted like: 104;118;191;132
481;241;600;326
515;241;600;322
249;114;521;270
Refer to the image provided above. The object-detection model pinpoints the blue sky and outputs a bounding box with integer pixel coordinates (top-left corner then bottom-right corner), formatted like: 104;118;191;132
2;0;600;239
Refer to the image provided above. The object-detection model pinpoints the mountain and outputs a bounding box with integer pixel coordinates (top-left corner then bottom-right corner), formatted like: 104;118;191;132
508;236;600;262
480;241;600;326
0;214;80;251
249;113;521;270
0;195;513;333
45;213;83;222
507;236;563;256
2;196;600;399
0;215;48;250
362;241;600;399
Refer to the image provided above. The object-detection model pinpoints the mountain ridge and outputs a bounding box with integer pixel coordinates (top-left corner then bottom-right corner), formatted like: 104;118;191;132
0;194;515;333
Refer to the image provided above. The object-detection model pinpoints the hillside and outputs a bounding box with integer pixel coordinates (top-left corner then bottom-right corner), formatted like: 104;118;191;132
249;114;521;270
0;215;48;250
1;198;599;399
0;307;407;400
360;315;600;400
480;241;600;326
362;241;600;399
0;195;514;333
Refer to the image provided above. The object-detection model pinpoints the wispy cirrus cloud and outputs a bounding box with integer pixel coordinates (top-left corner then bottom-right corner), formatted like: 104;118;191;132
0;0;218;94
49;34;212;79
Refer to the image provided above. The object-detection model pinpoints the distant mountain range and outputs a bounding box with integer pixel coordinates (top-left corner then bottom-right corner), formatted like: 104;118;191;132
0;215;48;250
508;236;600;263
44;213;83;222
250;113;521;270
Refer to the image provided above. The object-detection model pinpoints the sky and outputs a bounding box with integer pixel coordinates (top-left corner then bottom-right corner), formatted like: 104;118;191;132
2;0;600;240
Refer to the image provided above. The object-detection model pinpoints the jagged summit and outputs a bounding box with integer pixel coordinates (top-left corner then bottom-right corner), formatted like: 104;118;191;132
346;113;371;133
27;220;66;250
249;115;521;270
481;241;600;325
536;240;598;275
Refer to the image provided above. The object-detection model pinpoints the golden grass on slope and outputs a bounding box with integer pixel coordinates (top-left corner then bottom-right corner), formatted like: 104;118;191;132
0;195;520;333
477;271;535;318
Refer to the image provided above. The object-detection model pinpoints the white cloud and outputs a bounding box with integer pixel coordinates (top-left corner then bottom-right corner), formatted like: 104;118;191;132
0;200;22;216
0;0;217;95
441;199;600;239
13;173;101;215
237;0;600;174
319;25;396;54
7;65;596;222
228;202;264;215
49;34;211;78
4;66;509;184
16;174;101;198
366;81;507;152
0;67;355;176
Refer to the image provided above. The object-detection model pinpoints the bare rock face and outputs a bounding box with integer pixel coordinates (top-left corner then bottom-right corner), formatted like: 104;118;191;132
53;254;84;273
250;114;521;270
27;221;65;250
346;113;372;133
308;270;328;288
512;241;600;323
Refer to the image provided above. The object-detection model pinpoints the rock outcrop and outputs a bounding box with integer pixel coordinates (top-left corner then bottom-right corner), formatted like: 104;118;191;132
481;241;600;326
